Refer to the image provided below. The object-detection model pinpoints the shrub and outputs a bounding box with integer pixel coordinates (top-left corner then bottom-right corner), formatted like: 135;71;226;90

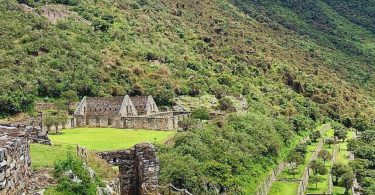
191;107;210;120
219;96;235;111
54;153;99;195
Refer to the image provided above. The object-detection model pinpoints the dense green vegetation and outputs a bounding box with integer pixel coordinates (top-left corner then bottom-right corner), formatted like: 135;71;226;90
1;0;375;194
158;113;314;193
348;130;375;194
53;153;101;195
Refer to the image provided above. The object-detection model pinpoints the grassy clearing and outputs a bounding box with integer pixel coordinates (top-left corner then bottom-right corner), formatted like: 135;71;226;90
269;181;299;195
31;128;175;171
30;143;75;170
49;128;176;151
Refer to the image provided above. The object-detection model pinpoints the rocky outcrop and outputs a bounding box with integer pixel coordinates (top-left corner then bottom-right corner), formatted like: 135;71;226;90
40;5;73;24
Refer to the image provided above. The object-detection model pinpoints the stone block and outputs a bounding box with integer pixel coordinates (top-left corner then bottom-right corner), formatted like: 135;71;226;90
0;161;6;168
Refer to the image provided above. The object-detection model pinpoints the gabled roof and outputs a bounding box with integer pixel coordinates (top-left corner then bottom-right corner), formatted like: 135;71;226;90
86;96;123;116
129;96;149;106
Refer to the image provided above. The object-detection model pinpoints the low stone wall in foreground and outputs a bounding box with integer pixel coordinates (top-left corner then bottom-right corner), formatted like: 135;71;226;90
0;127;31;195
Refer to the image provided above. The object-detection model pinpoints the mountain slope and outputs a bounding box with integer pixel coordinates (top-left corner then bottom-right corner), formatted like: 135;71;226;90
1;0;375;193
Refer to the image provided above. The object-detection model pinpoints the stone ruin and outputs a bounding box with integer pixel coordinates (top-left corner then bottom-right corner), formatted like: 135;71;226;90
73;95;190;131
98;143;159;195
0;126;31;195
0;124;51;145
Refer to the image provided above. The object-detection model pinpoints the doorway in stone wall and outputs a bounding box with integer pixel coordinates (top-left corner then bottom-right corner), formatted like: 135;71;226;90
108;118;112;126
70;118;74;128
96;117;100;127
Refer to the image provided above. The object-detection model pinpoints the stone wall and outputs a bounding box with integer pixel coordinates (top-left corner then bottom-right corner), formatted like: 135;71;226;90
255;163;288;195
122;116;174;130
76;112;189;131
98;143;159;195
297;139;324;195
81;115;122;128
123;112;189;130
297;124;331;195
0;127;31;195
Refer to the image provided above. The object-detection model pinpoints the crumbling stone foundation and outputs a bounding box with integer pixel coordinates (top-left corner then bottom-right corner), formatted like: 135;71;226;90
98;143;159;195
0;127;31;195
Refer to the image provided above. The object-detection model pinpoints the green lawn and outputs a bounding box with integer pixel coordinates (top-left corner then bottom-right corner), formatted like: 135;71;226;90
30;143;75;170
269;181;299;195
49;128;176;151
31;128;176;170
333;186;347;195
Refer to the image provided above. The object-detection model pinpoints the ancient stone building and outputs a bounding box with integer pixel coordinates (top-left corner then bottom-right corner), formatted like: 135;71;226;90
73;95;189;130
98;143;159;195
0;127;31;195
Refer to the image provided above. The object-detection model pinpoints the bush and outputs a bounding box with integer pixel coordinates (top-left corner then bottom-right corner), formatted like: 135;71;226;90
191;107;210;120
219;96;235;111
54;153;99;195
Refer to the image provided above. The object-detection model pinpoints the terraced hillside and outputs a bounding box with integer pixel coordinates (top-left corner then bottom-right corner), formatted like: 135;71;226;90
1;0;375;194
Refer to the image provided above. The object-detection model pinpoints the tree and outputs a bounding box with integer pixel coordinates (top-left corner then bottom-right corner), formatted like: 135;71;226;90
191;107;210;120
288;166;299;179
340;171;354;195
203;161;232;192
325;138;335;148
361;130;375;143
218;96;235;111
295;144;307;157
287;151;304;165
363;184;375;195
349;159;370;182
346;139;358;151
55;98;69;111
309;160;326;176
310;175;323;189
286;151;304;178
318;150;332;165
43;110;68;134
43;114;55;132
331;163;351;185
179;118;199;131
61;90;79;110
291;114;314;133
354;146;375;162
334;128;348;142
57;112;69;130
310;131;321;142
